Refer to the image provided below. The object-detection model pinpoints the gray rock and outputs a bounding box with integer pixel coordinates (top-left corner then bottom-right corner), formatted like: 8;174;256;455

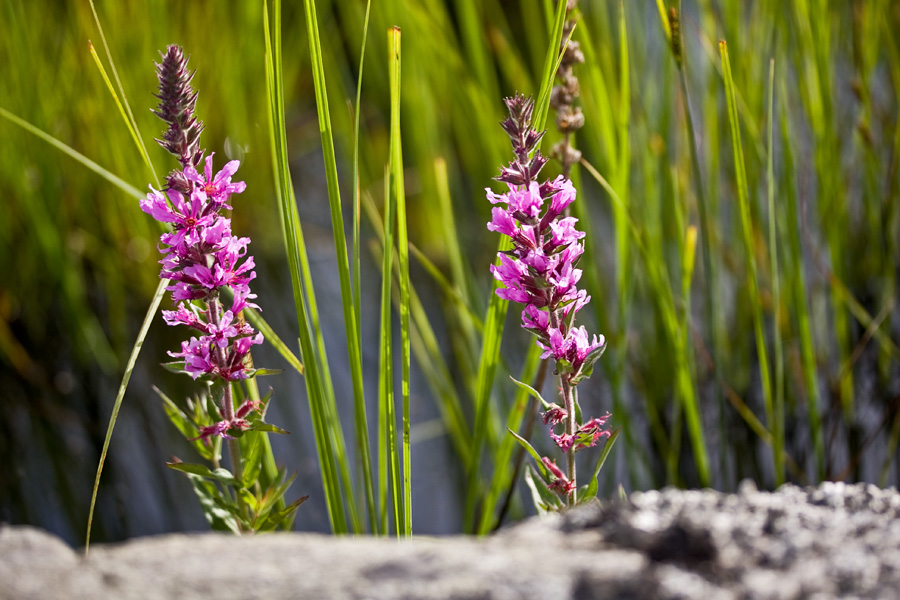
2;482;899;599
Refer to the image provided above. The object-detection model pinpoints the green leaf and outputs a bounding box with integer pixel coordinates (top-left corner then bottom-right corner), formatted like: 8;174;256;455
187;476;242;534
258;495;309;532
508;375;551;410
245;368;284;377
156;387;194;439
240;431;265;490
524;465;561;515
247;422;290;435
166;462;241;488
507;428;548;479
578;428;620;504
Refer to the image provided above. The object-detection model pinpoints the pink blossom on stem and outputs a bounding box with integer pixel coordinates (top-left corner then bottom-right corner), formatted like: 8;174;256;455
542;457;576;496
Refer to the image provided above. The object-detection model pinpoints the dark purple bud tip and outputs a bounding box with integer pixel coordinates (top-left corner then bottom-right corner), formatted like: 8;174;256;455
153;45;205;168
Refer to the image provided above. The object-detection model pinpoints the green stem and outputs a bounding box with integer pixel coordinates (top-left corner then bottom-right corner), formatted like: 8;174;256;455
548;309;575;505
207;296;245;523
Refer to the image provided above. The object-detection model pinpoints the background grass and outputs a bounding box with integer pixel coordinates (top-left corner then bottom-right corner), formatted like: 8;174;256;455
2;0;900;543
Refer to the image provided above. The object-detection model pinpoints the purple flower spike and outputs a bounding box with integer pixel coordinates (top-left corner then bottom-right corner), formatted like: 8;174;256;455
142;110;263;387
488;94;612;506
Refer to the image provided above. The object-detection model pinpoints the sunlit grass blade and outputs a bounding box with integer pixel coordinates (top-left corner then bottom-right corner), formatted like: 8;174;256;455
86;277;168;553
610;0;638;485
378;163;400;536
388;25;412;538
0;107;142;199
264;0;349;533
792;0;854;418
351;0;372;390
532;0;568;131
434;157;483;400
87;43;158;187
303;0;374;533
777;69;824;480
720;40;780;485
86;0;157;187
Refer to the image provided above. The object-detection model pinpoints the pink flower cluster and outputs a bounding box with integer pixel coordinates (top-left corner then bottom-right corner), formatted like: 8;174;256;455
487;178;605;384
192;399;261;441
141;154;264;438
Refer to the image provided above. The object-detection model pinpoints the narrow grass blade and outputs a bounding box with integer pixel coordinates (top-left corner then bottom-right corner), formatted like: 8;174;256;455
303;0;374;533
0;107;142;199
533;0;569;131
388;26;412;537
581;156;709;485
777;71;824;480
360;189;472;469
351;0;372;390
86;0;157;187
721;40;780;484
766;59;786;487
477;345;540;534
669;0;725;484
86;277;168;552
86;42;157;188
378;163;400;536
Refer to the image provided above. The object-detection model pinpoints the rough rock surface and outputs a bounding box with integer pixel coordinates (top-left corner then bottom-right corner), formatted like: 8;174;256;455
3;481;899;599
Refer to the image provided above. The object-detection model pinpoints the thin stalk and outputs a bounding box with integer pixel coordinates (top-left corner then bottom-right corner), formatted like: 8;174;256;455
86;0;156;186
548;309;575;506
